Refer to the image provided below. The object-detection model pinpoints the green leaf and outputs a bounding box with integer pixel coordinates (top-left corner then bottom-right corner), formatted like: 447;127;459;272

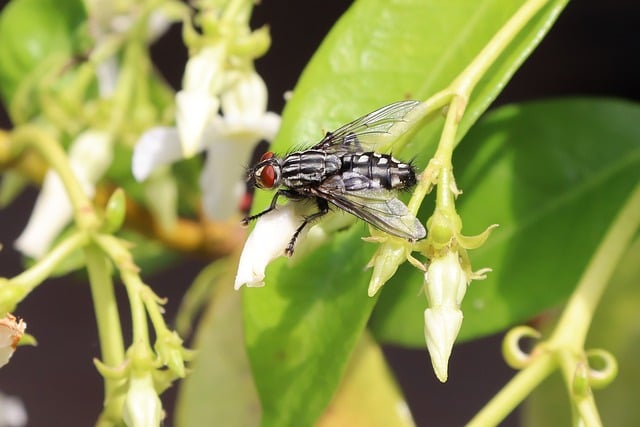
371;98;640;346
243;0;567;425
0;0;86;104
316;333;414;427
176;272;261;427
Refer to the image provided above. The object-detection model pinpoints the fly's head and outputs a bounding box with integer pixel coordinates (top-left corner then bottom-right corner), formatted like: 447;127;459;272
248;151;282;190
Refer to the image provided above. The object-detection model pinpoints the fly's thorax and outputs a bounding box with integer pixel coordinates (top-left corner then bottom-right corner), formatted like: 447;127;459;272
340;152;417;190
281;149;342;188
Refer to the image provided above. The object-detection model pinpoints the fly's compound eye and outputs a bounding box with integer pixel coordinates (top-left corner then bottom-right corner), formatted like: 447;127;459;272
258;164;276;188
253;152;279;189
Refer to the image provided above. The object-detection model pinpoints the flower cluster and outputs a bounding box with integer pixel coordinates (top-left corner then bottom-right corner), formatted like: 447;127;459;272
133;1;280;221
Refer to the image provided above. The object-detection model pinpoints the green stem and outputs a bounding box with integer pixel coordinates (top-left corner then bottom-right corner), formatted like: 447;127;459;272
84;243;126;417
10;231;88;290
451;0;554;97
467;352;556;427
10;126;98;229
550;182;640;348
121;270;151;348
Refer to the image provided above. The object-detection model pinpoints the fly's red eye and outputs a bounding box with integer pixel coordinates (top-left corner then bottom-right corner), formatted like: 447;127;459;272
259;165;276;188
260;151;275;162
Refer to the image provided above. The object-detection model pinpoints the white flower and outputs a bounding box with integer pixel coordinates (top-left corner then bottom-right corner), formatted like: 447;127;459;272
122;374;163;427
0;391;27;427
175;46;225;158
14;131;112;258
235;202;310;289
133;71;280;221
423;250;469;382
0;314;26;369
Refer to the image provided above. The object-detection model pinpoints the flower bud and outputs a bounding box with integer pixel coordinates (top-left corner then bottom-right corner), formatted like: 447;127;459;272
122;374;163;427
423;250;469;382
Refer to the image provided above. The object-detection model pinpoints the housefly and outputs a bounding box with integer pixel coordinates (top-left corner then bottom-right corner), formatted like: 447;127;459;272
243;100;426;255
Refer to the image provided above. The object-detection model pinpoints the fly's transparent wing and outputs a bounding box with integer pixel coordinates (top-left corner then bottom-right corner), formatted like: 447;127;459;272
314;100;421;155
313;184;426;241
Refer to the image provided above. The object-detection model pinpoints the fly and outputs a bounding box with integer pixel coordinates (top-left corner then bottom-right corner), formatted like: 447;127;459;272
243;100;426;255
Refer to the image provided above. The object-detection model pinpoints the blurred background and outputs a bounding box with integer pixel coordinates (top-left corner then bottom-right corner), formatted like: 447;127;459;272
0;0;638;425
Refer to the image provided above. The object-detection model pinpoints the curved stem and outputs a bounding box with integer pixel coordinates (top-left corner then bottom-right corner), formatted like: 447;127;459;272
10;231;88;290
467;352;556;427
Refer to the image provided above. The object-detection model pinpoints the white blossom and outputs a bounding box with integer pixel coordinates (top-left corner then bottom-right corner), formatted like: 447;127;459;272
133;71;280;221
235;202;310;289
14;131;112;258
0;391;27;427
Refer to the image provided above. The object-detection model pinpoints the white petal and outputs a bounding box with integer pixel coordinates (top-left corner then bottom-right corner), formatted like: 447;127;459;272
0;391;27;427
14;171;75;258
122;374;163;427
424;307;463;383
182;46;224;92
235;203;311;289
222;111;281;142
69;130;113;187
132;127;187;182
176;90;219;158
15;131;112;258
221;72;268;120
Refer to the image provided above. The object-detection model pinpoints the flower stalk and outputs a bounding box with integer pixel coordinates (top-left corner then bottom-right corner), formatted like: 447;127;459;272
469;182;640;426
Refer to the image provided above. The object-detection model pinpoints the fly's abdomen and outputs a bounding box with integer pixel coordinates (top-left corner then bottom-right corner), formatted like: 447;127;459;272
281;150;341;188
340;152;416;190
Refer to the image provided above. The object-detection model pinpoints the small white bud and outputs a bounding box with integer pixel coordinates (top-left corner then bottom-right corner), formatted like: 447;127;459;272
122;374;163;427
423;250;469;382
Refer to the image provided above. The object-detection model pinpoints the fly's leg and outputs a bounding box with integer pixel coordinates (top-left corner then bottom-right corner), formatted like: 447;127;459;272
285;198;329;256
242;190;300;225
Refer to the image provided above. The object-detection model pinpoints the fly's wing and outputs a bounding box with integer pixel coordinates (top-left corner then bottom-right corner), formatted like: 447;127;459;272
313;182;426;241
314;100;421;155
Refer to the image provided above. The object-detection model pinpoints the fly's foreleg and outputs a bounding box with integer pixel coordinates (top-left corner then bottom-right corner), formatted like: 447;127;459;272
242;190;303;225
285;198;329;256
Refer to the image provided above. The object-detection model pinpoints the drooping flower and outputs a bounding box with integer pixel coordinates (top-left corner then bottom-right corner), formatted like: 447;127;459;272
423;250;469;382
234;202;310;289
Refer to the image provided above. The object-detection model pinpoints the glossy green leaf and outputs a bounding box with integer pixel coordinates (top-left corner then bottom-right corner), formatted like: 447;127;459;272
243;0;567;425
371;98;640;346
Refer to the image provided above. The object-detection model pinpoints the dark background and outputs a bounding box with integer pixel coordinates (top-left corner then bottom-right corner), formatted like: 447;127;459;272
1;1;639;426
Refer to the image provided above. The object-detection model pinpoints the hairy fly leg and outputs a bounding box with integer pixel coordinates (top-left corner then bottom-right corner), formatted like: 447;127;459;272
285;197;330;256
